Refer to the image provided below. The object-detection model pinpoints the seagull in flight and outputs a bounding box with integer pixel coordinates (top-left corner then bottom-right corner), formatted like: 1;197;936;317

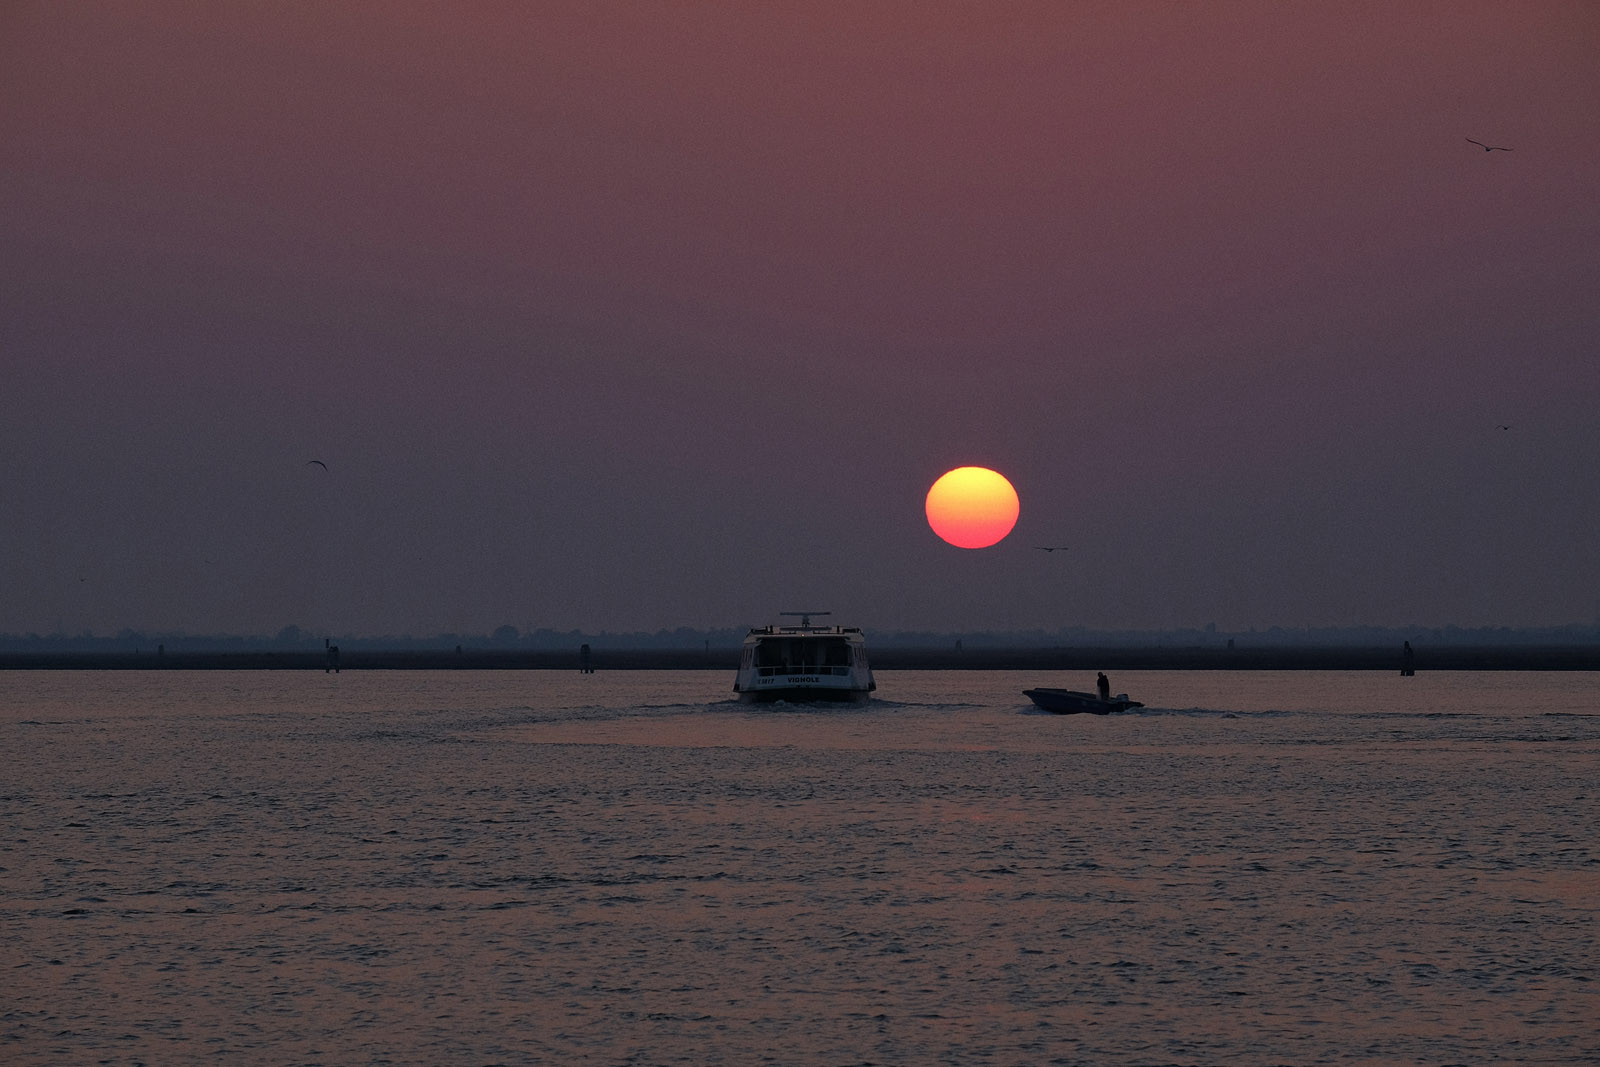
306;459;329;471
1466;138;1512;152
1033;546;1070;553
1497;424;1512;430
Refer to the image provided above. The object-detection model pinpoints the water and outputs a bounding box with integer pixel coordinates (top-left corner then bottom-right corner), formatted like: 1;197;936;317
4;669;1597;1065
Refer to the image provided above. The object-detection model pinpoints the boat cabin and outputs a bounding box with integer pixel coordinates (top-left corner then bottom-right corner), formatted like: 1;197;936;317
734;612;875;703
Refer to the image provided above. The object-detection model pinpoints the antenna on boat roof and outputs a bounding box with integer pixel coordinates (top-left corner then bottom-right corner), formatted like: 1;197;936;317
780;611;830;628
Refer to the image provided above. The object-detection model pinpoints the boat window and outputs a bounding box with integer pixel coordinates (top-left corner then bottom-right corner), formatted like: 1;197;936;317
753;637;853;669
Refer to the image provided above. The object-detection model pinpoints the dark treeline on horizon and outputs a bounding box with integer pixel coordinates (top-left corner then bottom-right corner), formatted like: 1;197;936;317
4;621;1599;654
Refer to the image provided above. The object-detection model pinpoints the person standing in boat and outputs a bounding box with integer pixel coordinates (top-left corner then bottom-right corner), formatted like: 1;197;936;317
1097;672;1111;701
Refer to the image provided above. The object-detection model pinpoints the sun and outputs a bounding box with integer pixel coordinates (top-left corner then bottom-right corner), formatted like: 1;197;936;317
925;466;1020;549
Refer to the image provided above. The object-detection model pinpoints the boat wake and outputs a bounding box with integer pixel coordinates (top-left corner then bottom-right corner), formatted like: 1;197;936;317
1124;706;1297;719
868;699;983;711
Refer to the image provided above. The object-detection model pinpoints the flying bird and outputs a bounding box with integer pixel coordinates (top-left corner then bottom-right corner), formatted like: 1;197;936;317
306;459;329;471
1033;546;1070;553
1497;424;1512;430
1466;138;1512;152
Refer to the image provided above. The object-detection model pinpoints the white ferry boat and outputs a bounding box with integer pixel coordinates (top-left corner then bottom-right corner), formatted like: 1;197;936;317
733;612;876;704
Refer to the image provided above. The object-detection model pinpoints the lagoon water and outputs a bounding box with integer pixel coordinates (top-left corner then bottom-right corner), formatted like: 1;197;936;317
4;669;1598;1065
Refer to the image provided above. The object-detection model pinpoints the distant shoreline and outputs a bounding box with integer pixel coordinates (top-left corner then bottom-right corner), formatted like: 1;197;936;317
3;646;1597;671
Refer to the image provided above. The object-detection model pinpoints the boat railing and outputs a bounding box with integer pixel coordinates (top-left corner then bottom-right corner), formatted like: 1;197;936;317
755;665;852;677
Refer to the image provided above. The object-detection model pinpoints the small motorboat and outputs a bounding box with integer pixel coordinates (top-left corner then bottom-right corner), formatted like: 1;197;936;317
1023;688;1143;714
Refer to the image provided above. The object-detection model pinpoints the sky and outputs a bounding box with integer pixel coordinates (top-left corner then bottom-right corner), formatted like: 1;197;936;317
4;1;1598;637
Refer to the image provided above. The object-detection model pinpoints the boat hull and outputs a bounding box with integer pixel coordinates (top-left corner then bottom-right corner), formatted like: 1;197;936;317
737;682;872;705
1023;688;1143;715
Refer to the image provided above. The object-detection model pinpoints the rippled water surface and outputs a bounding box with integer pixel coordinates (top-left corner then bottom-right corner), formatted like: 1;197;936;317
4;669;1598;1065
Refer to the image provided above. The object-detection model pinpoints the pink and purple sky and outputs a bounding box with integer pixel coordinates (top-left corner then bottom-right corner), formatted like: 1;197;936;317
4;2;1597;636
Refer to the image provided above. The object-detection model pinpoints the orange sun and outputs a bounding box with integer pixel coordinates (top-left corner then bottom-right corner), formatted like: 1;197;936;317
925;466;1019;549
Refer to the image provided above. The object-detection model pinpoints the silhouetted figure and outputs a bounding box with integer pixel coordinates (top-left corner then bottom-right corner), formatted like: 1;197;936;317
1401;641;1415;677
580;643;593;673
1097;672;1111;701
325;644;340;673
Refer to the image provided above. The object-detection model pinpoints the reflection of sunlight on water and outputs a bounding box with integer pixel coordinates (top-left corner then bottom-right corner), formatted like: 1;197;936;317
4;669;1599;1065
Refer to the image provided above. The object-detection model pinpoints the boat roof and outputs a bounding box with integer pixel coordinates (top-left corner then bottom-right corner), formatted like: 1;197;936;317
743;624;866;639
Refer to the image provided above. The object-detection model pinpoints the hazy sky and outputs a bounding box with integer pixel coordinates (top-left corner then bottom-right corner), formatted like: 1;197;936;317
4;2;1597;636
